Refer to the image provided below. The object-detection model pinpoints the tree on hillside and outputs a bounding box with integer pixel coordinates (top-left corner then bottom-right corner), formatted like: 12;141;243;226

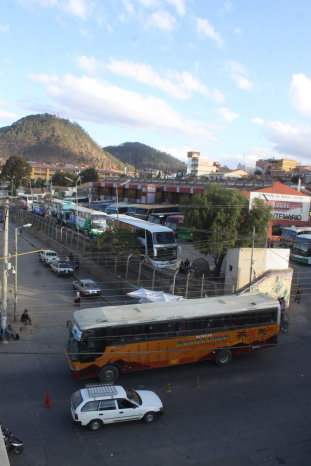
0;156;32;193
182;184;272;277
51;171;75;186
80;167;99;183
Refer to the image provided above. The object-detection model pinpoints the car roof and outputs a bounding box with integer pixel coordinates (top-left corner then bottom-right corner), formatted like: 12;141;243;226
81;384;126;400
80;279;96;284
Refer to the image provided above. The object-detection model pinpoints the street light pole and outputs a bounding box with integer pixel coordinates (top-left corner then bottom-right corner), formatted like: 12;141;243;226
65;176;80;235
14;223;32;322
1;198;9;338
116;179;131;227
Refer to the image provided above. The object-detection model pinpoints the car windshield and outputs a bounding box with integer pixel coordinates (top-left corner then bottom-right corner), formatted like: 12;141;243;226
59;262;70;267
71;391;83;409
125;388;142;405
84;282;97;289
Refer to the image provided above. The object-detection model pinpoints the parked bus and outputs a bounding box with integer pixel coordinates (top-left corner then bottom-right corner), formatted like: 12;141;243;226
89;200;113;212
148;211;180;225
127;204;179;220
104;203;134;215
165;215;193;241
107;214;178;268
66;292;281;382
32;199;45;216
279;226;311;249
68;206;107;236
48;198;74;224
291;234;311;264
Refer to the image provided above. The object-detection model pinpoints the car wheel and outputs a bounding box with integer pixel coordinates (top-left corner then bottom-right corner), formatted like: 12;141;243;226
98;365;119;383
144;412;156;423
215;349;232;366
89;419;103;431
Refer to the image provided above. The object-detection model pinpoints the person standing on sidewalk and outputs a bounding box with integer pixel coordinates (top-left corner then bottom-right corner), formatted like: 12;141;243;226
295;285;302;303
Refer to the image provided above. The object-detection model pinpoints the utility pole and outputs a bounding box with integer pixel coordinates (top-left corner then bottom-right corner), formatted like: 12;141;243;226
1;198;9;337
249;226;255;292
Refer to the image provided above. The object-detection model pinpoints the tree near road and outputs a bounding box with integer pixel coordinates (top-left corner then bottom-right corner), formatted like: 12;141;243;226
0;155;32;193
182;184;272;277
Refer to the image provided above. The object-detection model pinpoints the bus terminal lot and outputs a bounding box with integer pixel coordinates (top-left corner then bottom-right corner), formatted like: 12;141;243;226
0;229;311;466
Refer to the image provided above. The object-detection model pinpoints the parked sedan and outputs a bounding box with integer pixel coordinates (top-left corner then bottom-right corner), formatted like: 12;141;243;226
72;279;102;297
51;262;74;276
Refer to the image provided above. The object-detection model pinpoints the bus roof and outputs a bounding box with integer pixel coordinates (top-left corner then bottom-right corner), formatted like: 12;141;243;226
74;293;279;331
108;214;174;233
71;206;107;216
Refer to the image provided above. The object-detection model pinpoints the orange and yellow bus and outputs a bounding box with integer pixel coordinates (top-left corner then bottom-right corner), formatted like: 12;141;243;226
66;292;280;383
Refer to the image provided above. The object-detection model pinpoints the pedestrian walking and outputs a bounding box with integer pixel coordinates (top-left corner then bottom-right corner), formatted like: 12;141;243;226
295;285;302;303
74;258;80;273
74;291;81;307
21;309;32;325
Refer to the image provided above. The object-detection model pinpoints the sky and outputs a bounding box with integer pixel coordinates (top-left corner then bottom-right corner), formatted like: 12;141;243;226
1;0;311;169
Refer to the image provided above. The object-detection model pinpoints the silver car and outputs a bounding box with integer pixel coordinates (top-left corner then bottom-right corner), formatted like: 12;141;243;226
72;279;102;297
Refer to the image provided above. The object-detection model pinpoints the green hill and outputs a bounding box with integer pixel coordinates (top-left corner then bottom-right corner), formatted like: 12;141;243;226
0;113;125;171
103;142;186;173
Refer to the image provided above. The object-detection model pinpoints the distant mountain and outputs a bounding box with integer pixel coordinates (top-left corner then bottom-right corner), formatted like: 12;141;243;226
0;114;126;171
103;142;186;173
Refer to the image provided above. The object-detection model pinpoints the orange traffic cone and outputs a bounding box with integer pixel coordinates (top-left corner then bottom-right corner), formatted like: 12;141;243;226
44;392;52;408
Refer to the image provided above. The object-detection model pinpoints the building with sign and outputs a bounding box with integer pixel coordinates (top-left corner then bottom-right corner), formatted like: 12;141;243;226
247;181;311;238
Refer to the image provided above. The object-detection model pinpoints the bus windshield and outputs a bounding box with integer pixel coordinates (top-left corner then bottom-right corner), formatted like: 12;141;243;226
153;231;176;244
292;236;311;257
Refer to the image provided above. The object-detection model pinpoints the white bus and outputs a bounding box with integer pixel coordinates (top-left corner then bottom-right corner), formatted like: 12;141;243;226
68;205;107;236
291;234;311;264
107;214;178;269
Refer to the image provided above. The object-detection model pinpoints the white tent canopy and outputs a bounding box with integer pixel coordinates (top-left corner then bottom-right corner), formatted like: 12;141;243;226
127;288;184;303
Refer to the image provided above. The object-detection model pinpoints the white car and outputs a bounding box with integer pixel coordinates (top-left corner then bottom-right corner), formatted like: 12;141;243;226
72;279;102;297
71;384;163;431
50;261;74;276
39;250;60;266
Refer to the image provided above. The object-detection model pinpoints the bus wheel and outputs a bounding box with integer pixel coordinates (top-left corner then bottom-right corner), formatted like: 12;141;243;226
215;349;232;366
98;365;119;383
144;412;156;423
89;419;103;431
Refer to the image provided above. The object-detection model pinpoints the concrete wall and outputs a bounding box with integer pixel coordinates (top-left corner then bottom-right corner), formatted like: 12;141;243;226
225;248;290;293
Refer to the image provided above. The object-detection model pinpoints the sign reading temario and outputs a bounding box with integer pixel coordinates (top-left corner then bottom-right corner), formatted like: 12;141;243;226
250;191;310;222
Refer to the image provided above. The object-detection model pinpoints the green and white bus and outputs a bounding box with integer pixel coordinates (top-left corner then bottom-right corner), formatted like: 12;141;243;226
69;206;108;236
291;234;311;264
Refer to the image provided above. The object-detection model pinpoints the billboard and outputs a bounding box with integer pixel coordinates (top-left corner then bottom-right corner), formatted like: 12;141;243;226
250;191;310;222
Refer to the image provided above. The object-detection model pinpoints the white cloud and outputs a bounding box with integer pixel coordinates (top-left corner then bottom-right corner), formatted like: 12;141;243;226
19;0;93;20
121;0;135;16
218;1;232;16
146;9;177;31
76;55;100;73
217;107;239;122
289;73;311;118
138;0;159;7
196;17;224;49
166;0;185;16
61;0;93;20
0;109;19;120
226;60;254;91
29;73;215;139
252;117;264;125
156;145;190;162
263;120;311;162
0;23;10;32
106;59;225;102
234;27;243;35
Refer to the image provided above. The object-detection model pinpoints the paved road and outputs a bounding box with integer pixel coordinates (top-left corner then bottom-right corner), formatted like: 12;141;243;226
0;227;310;466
